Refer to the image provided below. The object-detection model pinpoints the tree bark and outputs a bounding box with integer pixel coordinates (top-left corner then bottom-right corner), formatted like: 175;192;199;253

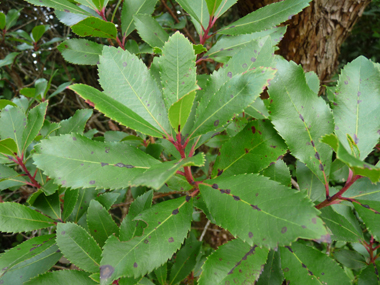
237;0;371;82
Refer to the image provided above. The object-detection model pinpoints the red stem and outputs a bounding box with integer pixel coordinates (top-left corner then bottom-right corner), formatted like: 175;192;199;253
15;155;41;189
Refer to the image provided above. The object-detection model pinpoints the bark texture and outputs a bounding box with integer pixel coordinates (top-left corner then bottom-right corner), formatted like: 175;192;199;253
237;0;371;82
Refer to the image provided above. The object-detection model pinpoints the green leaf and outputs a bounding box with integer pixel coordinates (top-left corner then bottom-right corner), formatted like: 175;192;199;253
25;270;97;285
261;159;291;187
87;200;119;247
204;27;285;60
333;249;367;270
0;106;26;154
121;0;158;37
57;108;92;135
305;71;320;94
31;25;46;42
212;120;287;177
22;101;48;152
0;138;18;156
96;192;120;210
175;0;203;26
321;134;380;182
63;189;79;221
159;32;198;109
49;81;71;99
357;262;380;285
256;250;284;285
320;205;363;242
68;188;98;222
0;52;20;67
0;202;55;233
32;192;61;220
168;91;196;131
72;17;117;39
169;232;202;285
193;44;207;55
333;56;380;159
205;0;222;15
0;164;27;190
131;153;205;190
100;197;193;283
218;0;311;35
343;177;380;202
0;234;56;278
69;84;164;137
268;58;334;184
24;0;92;16
0;240;61;285
57;222;102;273
0;12;5;29
245;98;269;119
133;14;169;48
34;133;160;190
40;179;59;196
191;67;275;139
198;238;269;285
0;99;17;110
154;263;167;285
98;46;170;134
280;242;350;285
119;190;153;242
296;161;325;202
353;200;380;240
5;9;20;30
58;39;103;65
200;174;328;248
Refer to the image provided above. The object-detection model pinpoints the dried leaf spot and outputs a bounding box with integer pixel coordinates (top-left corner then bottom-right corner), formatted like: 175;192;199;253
72;137;77;141
308;270;313;275
214;120;219;127
248;232;253;238
105;147;110;153
133;262;138;268
311;140;315;147
217;169;224;176
245;148;249;153
172;209;179;215
144;239;149;244
168;237;174;243
283;268;289;272
186;195;191;202
99;265;115;279
101;162;109;167
242;63;247;68
302;225;307;229
344;80;348;85
358;91;361;96
319;164;324;171
285;246;293;253
251;57;256;62
362;204;370;209
233;195;240;201
61;231;66;235
251;126;256;134
115;163;134;168
302;263;307;268
314;152;320;160
227;72;232;78
281;226;287;233
299;114;304;121
64;9;70;13
312;217;317;224
89;180;95;185
212;184;218;189
251;204;261;211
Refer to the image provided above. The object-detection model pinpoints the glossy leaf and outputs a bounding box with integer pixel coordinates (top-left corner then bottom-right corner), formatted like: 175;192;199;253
87;200;119;247
333;56;380;159
261;159;291;187
268;58;334;183
63;189;79;221
0;138;17;156
256;250;284;285
200;174;328;248
333;249;366;270
134;14;169;48
357;262;380;285
159;32;198;109
305;71;320;94
72;17;117;39
212;120;287;177
0;52;20;67
5;9;20;30
57;108;92;135
100;197;193;283
155;263;167;285
0;99;17;110
57;222;102;273
119;190;153;242
176;0;202;24
98;46;170;134
69;84;164;137
32;192;61;220
68;188;98;222
0;241;61;285
0;105;27;155
218;0;311;35
169;232;202;285
191;67;275;139
321;134;380;182
32;25;46;42
198;238;269;285
205;0;222;15
25;270;97;285
0;202;55;233
168;91;196;131
39;180;59;196
354;200;380;240
121;0;158;37
0;164;27;190
96;192;120;210
34;133;160;190
280;242;351;285
320;205;363;242
24;0;91;16
22;101;48;152
58;39;103;65
0;12;5;29
296;161;325;202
